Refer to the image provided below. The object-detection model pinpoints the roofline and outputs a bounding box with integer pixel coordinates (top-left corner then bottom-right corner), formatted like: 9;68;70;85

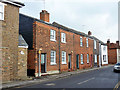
1;0;25;7
20;13;106;42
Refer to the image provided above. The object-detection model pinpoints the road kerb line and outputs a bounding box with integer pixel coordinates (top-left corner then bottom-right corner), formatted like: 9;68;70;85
78;77;95;85
113;81;120;90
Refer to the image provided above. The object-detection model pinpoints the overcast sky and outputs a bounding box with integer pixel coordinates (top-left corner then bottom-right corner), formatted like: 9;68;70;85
18;0;119;43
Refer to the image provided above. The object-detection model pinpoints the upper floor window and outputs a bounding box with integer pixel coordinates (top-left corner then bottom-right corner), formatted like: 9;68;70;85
86;38;89;47
87;54;89;63
81;54;84;64
94;40;96;49
80;37;83;47
50;29;56;41
61;33;66;43
0;3;4;20
62;51;66;64
50;50;56;65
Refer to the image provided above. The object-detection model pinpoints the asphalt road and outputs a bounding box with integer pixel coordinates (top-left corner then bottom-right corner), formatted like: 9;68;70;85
14;66;120;89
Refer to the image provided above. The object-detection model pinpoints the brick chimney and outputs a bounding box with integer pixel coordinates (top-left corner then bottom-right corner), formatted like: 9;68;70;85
116;41;119;46
88;31;92;36
107;39;110;44
40;10;49;22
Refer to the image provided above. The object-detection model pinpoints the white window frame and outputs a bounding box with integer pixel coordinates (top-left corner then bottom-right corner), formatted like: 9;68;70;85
87;54;89;63
61;33;66;43
62;51;66;64
80;37;83;47
94;55;97;63
86;38;89;47
50;29;56;41
81;54;84;64
94;40;96;49
0;3;4;20
50;50;56;65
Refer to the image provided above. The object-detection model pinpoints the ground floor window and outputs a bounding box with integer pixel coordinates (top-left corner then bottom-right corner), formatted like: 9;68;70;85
50;50;56;65
62;51;66;64
87;54;89;63
103;55;106;62
81;54;84;64
94;55;97;63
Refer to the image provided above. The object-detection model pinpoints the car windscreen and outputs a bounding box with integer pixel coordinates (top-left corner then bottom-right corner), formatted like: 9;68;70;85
116;63;120;65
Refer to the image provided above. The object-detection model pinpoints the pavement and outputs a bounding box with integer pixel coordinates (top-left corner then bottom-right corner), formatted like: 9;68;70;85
2;65;114;89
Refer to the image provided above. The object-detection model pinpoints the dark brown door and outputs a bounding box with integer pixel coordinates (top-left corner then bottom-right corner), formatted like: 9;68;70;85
68;54;71;69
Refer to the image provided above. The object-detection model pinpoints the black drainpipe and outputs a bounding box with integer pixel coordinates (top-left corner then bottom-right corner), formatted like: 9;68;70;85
58;27;61;73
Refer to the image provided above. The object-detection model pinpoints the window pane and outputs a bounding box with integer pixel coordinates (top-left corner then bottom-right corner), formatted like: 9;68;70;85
0;13;3;20
0;5;3;12
51;51;56;64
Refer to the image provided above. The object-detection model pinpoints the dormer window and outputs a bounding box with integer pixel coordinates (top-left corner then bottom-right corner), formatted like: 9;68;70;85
0;3;4;20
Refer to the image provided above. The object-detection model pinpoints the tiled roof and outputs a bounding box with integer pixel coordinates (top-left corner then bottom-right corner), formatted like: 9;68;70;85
1;0;25;7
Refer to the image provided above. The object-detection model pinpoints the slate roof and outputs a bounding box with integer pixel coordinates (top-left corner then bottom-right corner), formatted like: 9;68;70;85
52;22;93;39
1;0;25;7
52;22;106;45
20;13;106;46
18;35;28;48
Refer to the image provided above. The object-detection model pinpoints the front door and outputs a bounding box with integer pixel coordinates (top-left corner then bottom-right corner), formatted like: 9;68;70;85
76;54;79;69
68;54;71;69
91;55;93;67
41;54;46;73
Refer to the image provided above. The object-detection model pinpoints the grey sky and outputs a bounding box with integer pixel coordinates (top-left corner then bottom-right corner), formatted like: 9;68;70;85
19;0;118;43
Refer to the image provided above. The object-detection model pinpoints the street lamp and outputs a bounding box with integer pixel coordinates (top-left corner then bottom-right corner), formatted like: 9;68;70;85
38;48;42;77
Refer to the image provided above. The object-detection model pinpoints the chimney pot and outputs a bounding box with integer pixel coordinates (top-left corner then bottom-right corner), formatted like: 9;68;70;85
116;41;119;46
88;31;92;36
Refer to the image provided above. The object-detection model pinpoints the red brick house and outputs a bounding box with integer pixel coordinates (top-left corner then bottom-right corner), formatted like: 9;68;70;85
19;10;104;77
107;40;120;64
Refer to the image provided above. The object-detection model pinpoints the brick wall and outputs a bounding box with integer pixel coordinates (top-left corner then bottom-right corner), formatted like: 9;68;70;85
74;34;93;70
34;21;59;74
108;49;117;64
1;47;10;83
1;4;19;81
18;47;27;80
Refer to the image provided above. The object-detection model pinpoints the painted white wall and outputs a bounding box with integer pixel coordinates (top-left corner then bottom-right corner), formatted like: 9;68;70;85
101;45;108;65
117;49;120;63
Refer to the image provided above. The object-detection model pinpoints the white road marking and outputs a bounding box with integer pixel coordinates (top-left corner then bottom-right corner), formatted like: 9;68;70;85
45;83;55;86
78;77;95;85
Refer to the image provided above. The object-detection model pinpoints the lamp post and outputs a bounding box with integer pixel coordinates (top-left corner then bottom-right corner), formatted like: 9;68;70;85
38;48;42;77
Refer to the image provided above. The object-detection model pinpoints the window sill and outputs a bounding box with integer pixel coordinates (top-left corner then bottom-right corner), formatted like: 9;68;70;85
50;39;56;42
87;62;89;64
61;42;66;43
62;63;67;65
81;63;84;65
50;63;57;65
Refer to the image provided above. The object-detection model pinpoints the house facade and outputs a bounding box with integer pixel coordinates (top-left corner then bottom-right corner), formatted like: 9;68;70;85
19;10;96;77
107;40;120;64
0;0;24;82
101;44;108;65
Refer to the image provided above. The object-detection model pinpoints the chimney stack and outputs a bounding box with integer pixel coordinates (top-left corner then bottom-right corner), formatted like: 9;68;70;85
116;41;119;46
40;10;49;22
88;31;92;36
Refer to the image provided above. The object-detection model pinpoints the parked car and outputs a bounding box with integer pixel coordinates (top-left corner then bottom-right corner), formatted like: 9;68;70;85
113;63;120;72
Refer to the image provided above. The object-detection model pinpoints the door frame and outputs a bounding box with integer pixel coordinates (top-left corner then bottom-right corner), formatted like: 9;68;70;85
41;53;47;73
